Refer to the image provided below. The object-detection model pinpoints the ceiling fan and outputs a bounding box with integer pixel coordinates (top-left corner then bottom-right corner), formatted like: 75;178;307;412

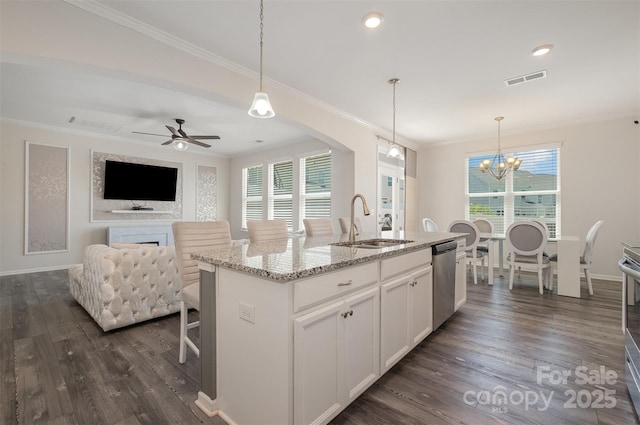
133;118;220;148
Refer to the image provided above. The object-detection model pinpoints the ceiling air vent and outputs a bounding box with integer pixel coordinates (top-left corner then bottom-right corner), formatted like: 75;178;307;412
505;70;547;87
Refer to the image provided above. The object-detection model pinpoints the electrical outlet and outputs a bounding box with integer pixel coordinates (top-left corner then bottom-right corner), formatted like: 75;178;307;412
239;302;255;324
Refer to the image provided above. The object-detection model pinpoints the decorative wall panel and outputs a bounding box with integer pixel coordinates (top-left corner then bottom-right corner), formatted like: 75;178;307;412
91;151;182;222
196;165;217;221
25;142;69;254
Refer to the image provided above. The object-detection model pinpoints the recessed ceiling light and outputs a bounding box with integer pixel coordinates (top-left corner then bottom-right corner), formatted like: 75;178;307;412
362;12;383;29
532;44;553;56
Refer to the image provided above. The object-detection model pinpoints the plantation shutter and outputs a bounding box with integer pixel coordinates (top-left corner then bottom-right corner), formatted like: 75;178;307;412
299;153;331;228
243;165;263;227
270;161;293;229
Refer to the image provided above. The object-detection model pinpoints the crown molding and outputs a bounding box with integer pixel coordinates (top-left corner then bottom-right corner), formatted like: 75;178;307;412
63;0;253;79
63;0;392;141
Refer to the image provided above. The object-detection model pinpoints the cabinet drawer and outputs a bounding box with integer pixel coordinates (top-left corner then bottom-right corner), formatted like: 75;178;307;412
456;237;466;251
293;262;378;312
380;249;431;281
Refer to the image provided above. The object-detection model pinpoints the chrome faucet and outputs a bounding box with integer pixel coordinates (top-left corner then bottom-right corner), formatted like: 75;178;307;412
349;194;371;243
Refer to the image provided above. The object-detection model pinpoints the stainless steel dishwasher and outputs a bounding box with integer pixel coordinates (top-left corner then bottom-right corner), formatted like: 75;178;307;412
432;240;458;330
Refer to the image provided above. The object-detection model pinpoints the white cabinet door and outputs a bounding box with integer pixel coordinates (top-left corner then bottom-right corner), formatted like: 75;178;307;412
455;251;467;311
294;287;381;425
294;301;344;425
381;266;434;372
409;266;433;345
343;287;380;402
380;276;412;371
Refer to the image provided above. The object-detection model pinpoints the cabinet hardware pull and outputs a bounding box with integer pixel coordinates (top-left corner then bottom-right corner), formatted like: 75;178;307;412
349;310;354;316
337;280;353;286
341;312;348;318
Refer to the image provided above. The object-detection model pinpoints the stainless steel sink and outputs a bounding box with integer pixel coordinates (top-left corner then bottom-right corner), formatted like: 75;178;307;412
330;238;414;249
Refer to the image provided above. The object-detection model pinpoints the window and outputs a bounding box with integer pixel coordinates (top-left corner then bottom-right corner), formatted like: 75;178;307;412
242;165;263;228
242;151;332;232
268;160;294;229
299;152;332;229
467;147;560;237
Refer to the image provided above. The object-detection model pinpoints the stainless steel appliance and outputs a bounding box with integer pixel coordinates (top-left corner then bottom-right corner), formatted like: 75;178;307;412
432;240;458;330
619;245;640;419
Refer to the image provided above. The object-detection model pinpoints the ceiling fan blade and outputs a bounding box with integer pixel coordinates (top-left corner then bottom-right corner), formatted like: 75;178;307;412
132;131;167;137
187;138;211;148
166;125;180;137
189;135;221;140
161;139;174;145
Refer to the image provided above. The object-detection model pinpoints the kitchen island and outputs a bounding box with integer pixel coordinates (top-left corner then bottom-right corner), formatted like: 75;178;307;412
192;231;464;425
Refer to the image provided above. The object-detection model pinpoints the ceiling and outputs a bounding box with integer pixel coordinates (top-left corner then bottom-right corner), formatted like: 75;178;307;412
1;1;638;156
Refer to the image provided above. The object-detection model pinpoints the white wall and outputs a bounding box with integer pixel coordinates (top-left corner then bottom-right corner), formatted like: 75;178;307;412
417;116;640;280
228;138;353;239
0;1;415;256
0;120;229;274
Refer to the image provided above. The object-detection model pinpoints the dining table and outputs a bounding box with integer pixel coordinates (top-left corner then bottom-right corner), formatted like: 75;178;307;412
478;232;582;298
479;232;506;286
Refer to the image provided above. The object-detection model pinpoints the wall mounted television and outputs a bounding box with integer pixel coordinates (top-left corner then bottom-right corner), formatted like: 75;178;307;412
103;160;178;202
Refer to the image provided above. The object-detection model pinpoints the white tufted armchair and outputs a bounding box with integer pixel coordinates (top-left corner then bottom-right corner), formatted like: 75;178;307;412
68;244;182;331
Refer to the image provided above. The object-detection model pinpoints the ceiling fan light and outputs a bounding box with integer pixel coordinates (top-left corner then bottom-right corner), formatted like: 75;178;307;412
248;92;275;118
173;139;189;151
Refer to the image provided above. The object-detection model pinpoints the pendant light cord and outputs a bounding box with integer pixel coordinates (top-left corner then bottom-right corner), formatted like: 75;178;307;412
389;78;399;144
496;116;503;156
259;0;264;92
392;80;396;144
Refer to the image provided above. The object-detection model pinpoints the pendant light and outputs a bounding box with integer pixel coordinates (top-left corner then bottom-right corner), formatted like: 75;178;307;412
248;0;275;118
387;78;403;158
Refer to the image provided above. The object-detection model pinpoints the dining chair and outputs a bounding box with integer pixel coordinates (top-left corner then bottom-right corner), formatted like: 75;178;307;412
447;220;485;285
172;220;232;363
422;218;439;232
506;220;550;295
338;217;362;235
473;218;493;277
509;219;550;279
247;219;289;242
532;219;550;235
303;218;334;236
548;220;604;295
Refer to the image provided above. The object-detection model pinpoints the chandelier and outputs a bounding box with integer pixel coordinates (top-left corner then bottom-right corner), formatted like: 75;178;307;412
248;0;275;118
478;116;521;180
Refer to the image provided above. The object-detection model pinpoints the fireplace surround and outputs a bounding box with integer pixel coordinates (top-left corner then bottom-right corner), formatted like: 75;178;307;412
107;225;174;246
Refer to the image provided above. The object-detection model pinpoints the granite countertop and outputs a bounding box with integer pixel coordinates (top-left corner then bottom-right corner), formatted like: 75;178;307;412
191;231;463;282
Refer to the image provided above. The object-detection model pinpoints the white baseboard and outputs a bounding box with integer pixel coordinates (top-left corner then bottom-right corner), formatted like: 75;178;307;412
0;264;76;277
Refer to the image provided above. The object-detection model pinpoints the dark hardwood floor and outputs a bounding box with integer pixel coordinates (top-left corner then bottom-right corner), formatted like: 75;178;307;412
1;268;638;425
